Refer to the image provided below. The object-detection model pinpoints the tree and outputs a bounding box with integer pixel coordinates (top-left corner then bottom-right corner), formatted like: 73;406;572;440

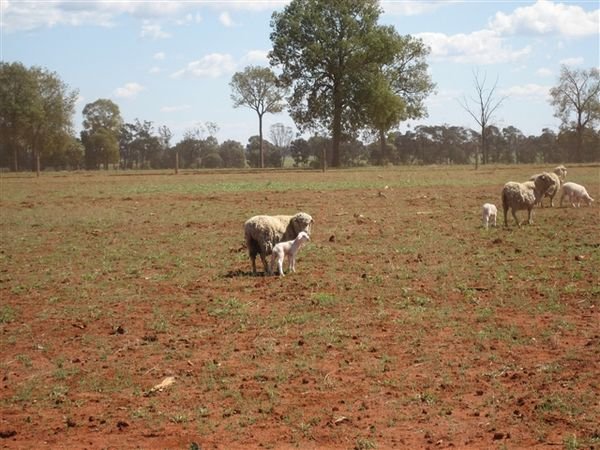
0;62;78;173
219;140;246;168
290;138;312;167
361;32;435;164
270;0;402;167
81;99;122;169
459;70;506;168
270;123;294;167
549;65;600;162
230;66;286;168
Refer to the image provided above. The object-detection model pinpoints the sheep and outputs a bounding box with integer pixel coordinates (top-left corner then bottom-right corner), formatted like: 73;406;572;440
529;171;561;207
244;212;314;275
553;165;567;182
501;173;554;227
482;203;497;229
560;182;594;208
270;231;310;276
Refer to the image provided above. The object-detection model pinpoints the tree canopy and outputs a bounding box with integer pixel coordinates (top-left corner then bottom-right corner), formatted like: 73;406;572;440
269;0;433;167
0;62;78;173
549;65;600;162
230;66;286;168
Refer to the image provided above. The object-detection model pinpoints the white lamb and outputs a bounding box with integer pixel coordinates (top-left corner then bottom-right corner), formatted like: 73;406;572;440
560;182;594;208
482;203;497;229
244;212;313;275
270;231;310;277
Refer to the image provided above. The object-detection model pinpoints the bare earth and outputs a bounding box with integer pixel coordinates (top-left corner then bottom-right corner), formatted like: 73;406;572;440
1;167;598;449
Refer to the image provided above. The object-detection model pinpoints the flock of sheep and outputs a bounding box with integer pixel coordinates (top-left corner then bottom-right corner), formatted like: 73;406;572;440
489;165;594;229
243;165;594;276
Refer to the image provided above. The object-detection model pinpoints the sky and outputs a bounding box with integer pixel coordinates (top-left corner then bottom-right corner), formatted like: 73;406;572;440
1;0;599;145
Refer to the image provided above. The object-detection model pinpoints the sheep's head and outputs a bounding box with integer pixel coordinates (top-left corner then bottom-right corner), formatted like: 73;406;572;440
533;173;554;201
553;165;567;181
291;212;314;235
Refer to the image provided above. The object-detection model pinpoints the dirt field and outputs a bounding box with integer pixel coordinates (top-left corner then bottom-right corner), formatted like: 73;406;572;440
1;165;598;449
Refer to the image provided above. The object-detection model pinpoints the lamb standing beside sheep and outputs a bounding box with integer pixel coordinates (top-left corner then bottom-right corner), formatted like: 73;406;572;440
271;231;310;276
244;212;313;275
482;203;497;229
502;173;553;227
560;182;594;208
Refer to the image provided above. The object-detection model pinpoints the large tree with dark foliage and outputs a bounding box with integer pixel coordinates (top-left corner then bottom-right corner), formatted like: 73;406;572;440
270;0;417;167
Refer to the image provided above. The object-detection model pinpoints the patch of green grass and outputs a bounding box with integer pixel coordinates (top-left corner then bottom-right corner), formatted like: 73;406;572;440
0;305;17;323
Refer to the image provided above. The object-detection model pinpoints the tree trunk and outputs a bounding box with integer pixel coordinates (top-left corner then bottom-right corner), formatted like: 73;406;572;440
380;128;387;165
258;113;264;169
331;83;342;167
36;151;41;177
13;146;18;172
175;150;179;174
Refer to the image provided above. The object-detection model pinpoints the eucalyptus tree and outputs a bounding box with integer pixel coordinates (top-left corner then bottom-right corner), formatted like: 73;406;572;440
549;65;600;162
0;62;78;173
81;99;122;169
361;32;435;164
270;0;421;167
230;66;286;168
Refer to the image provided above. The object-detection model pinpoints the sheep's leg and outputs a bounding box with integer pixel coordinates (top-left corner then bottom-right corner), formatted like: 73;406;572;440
278;256;285;276
290;256;296;273
511;208;521;227
526;207;533;225
259;250;271;275
249;250;257;275
503;206;509;227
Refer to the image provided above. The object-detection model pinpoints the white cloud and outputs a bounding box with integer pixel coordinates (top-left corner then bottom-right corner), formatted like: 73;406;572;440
382;1;451;16
536;67;554;77
140;22;171;39
243;50;269;65
500;83;551;101
417;30;531;64
0;1;283;33
559;57;584;66
219;11;235;27
161;105;192;113
114;82;145;99
171;53;237;79
149;66;162;74
490;0;599;38
153;52;166;60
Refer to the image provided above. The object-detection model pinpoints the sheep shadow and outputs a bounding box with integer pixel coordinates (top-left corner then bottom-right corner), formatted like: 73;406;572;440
224;269;270;278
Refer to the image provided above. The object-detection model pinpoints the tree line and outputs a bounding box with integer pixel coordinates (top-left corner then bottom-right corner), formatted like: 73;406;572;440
1;0;599;172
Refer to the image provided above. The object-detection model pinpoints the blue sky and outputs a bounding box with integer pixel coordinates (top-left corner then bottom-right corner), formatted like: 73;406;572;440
1;0;598;145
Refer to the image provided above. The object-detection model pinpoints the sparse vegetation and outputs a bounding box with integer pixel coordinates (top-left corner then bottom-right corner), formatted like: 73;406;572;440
0;165;598;448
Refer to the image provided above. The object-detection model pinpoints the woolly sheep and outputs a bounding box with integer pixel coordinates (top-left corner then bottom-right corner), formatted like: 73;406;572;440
553;165;567;182
482;203;497;229
244;212;314;275
529;171;561;207
270;231;310;276
501;173;553;227
560;182;594;208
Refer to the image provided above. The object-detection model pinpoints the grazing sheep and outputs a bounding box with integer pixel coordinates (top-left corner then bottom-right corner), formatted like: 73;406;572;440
244;212;313;275
502;173;553;227
482;203;497;229
560;182;594;208
529;171;561;207
553;165;567;182
270;231;310;276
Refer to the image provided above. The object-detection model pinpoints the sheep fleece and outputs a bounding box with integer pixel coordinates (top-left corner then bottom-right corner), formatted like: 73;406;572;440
244;213;313;257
